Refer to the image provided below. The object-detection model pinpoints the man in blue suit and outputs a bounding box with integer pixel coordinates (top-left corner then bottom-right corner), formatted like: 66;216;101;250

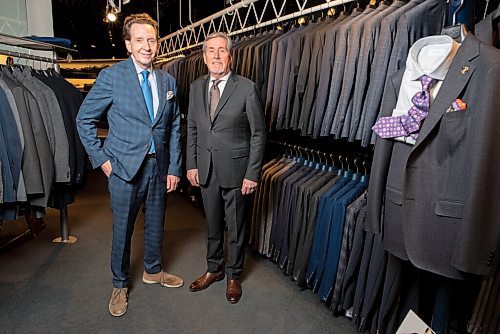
76;13;183;317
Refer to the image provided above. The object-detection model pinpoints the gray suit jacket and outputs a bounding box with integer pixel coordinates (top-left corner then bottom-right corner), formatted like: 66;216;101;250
366;34;500;278
0;78;26;201
312;13;352;138
359;0;417;146
2;68;53;207
349;1;403;142
330;5;380;138
321;8;365;137
13;68;70;183
186;73;266;188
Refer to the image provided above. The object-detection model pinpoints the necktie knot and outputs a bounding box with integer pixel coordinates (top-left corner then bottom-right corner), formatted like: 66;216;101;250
141;70;150;83
419;75;437;92
212;79;221;89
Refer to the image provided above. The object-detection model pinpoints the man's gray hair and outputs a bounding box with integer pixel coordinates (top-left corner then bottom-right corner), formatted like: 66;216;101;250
202;32;233;52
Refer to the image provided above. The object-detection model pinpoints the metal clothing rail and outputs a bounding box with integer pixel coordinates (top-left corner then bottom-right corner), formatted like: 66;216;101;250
0;48;54;64
157;0;355;58
0;32;76;53
0;34;77;245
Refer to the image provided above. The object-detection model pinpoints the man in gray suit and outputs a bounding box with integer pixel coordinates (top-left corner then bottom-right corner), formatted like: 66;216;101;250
77;13;183;317
186;32;266;304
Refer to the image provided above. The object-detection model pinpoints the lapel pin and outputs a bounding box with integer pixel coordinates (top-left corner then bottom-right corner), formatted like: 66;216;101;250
460;66;470;75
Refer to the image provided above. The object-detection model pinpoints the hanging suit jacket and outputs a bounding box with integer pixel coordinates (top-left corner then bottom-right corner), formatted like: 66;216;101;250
186;73;266;188
366;34;500;279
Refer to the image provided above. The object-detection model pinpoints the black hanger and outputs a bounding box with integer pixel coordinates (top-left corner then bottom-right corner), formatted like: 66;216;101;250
441;0;468;42
355;0;364;12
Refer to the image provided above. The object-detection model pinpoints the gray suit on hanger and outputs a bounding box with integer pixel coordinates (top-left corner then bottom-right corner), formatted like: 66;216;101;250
320;8;366;137
366;34;500;278
312;13;352;139
348;1;403;142
2;68;53;207
0;78;26;201
359;0;420;147
12;68;69;183
329;5;381;139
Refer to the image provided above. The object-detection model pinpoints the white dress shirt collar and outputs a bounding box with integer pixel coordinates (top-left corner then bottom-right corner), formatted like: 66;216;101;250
209;71;231;96
406;35;461;81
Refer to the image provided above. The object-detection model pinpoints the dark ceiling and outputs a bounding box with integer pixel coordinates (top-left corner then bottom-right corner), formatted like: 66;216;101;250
52;0;500;60
51;0;226;59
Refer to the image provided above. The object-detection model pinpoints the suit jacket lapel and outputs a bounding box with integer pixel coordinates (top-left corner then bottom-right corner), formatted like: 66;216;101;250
203;75;211;121
153;68;166;125
125;58;151;120
412;35;479;152
213;73;238;121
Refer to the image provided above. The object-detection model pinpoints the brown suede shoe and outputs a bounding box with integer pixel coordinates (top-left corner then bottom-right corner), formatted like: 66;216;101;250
226;279;242;304
108;287;128;317
189;271;225;292
142;270;184;288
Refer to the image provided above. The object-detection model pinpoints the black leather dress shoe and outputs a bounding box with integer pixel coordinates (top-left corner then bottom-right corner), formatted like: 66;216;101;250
226;279;242;304
189;271;225;292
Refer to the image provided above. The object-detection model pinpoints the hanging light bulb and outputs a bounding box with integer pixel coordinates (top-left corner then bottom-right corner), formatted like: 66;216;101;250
107;10;117;22
105;0;119;22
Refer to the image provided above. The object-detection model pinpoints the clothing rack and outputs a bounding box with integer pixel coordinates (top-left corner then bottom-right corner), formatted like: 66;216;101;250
267;140;371;174
0;33;77;245
157;0;356;58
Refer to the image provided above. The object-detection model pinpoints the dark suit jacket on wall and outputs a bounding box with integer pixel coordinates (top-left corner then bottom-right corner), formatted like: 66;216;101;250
186;73;266;188
366;34;500;279
77;58;182;182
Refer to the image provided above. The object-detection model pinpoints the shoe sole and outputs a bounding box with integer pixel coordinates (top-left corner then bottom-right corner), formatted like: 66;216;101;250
142;277;184;288
188;274;225;292
109;305;127;317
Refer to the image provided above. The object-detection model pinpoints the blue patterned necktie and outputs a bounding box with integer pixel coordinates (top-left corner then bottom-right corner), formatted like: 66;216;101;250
140;70;155;153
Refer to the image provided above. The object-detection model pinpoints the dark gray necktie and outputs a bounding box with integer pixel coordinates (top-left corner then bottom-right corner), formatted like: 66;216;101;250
210;79;221;121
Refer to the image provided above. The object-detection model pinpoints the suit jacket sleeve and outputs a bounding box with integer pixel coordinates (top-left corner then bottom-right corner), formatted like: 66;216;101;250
186;82;197;170
365;71;400;233
245;83;267;181
76;68;113;169
168;79;182;176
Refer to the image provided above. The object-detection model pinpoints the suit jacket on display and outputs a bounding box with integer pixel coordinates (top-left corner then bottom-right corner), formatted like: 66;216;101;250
186;73;266;188
77;58;182;182
366;34;500;279
0;71;44;197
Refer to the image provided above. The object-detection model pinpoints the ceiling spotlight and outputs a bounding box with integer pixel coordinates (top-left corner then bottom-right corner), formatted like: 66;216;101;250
105;0;119;22
107;11;117;22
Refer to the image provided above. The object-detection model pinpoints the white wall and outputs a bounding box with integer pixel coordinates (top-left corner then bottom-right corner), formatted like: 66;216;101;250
26;0;53;36
0;0;28;36
0;0;54;67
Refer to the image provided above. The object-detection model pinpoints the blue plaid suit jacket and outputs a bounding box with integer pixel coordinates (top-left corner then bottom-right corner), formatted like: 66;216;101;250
77;58;181;181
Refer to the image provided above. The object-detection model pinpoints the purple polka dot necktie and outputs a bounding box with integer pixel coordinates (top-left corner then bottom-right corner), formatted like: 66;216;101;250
372;75;437;140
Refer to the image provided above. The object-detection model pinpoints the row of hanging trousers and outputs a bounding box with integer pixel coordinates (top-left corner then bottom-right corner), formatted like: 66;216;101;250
0;65;86;222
